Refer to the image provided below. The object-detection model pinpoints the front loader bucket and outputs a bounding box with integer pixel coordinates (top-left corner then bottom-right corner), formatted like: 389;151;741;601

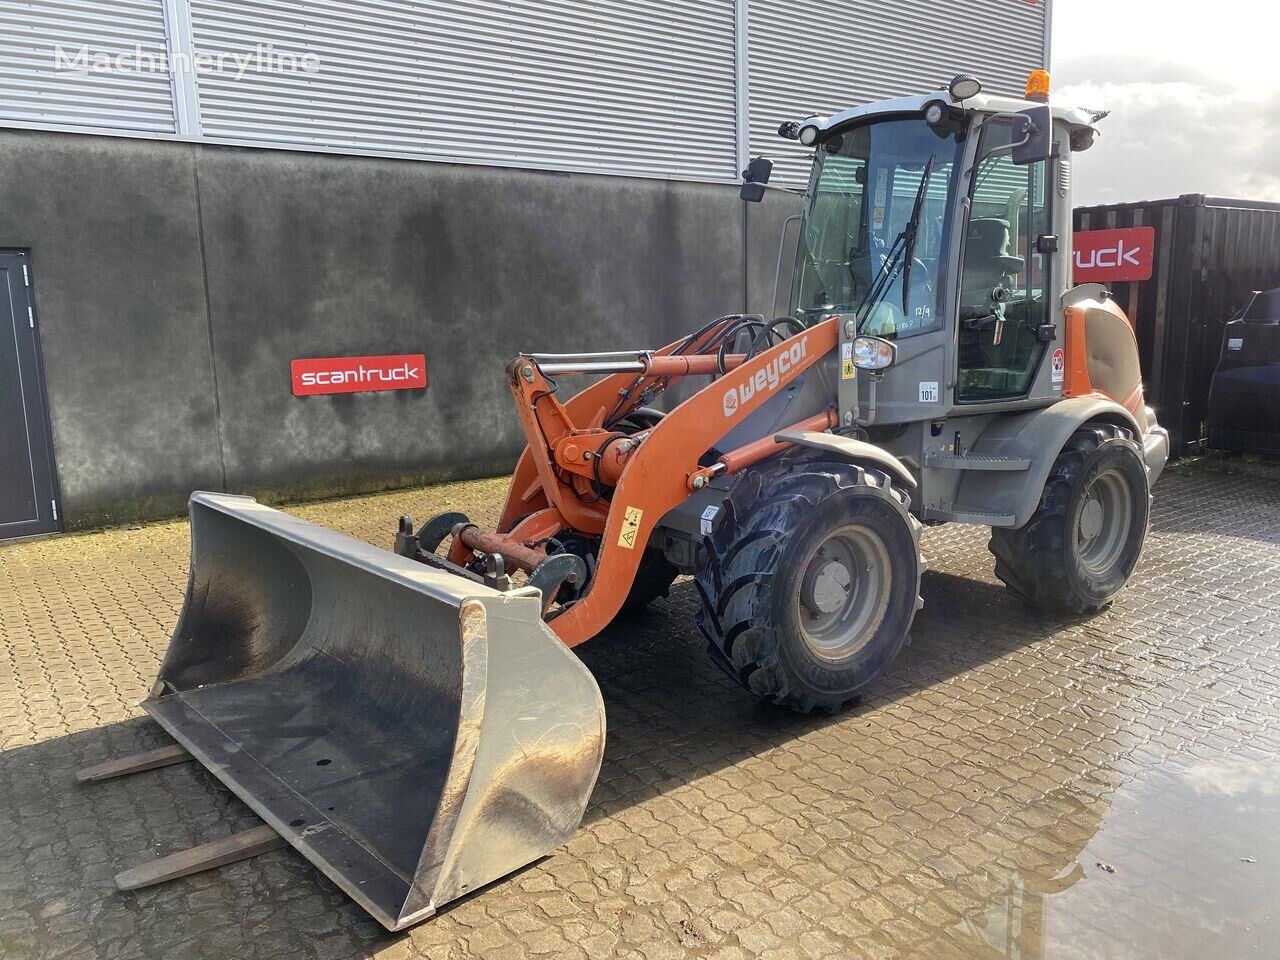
143;492;605;930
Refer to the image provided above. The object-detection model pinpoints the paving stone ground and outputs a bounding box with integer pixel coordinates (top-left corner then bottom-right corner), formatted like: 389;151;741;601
2;466;1279;960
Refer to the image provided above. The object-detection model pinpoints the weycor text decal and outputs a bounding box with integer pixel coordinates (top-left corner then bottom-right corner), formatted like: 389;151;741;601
1073;227;1155;282
722;335;809;417
291;354;427;396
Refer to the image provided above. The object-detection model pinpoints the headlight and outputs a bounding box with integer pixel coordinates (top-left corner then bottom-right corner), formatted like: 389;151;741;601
852;336;896;371
924;101;946;125
798;123;819;146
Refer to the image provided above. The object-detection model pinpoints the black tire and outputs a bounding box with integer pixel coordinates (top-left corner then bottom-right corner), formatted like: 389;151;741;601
990;422;1150;614
693;458;924;714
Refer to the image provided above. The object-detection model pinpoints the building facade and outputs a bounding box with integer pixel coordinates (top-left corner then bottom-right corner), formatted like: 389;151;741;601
0;0;1049;533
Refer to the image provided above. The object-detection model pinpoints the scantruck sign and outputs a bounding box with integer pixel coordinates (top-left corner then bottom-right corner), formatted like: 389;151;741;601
1072;226;1155;282
291;354;427;396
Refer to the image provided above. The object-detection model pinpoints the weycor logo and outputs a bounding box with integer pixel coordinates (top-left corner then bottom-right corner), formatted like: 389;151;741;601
1073;227;1155;282
291;354;427;396
722;336;809;417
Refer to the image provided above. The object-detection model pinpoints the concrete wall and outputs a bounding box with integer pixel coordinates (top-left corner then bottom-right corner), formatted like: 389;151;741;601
0;130;802;529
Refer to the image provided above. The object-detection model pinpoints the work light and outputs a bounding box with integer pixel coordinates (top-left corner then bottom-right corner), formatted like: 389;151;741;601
852;336;896;371
947;74;982;101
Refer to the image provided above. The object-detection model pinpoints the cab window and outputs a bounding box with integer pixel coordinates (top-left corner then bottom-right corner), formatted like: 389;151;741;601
956;119;1051;402
789;117;960;339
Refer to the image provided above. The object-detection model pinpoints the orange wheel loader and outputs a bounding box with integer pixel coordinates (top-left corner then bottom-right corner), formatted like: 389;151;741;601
89;74;1168;929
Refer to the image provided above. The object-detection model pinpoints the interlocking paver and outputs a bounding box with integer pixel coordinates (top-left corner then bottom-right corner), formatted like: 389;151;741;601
2;466;1279;958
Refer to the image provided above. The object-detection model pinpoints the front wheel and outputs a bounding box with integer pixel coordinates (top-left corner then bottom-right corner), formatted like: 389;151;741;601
990;423;1150;613
694;458;924;714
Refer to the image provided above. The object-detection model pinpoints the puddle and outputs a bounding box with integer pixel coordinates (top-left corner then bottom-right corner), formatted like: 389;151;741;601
951;748;1280;959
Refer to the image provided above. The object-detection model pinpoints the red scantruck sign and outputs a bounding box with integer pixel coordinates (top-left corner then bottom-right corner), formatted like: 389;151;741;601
291;354;427;396
1073;226;1155;282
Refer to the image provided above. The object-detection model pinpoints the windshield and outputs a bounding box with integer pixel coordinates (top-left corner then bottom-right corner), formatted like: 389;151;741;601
788;115;963;339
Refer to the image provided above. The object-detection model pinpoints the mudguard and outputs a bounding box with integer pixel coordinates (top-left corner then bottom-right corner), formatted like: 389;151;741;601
954;397;1164;528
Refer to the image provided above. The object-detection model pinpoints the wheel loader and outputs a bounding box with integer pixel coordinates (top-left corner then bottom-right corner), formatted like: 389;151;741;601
87;72;1168;930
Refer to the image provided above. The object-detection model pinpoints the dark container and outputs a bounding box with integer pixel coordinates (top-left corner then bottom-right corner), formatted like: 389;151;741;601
1207;288;1280;455
1073;195;1280;455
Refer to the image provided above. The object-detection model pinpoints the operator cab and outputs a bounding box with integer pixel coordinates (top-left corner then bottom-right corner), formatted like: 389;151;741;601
756;73;1101;415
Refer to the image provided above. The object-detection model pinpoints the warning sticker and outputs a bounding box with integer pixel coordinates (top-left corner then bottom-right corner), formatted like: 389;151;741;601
1051;347;1065;384
840;342;856;380
617;506;644;550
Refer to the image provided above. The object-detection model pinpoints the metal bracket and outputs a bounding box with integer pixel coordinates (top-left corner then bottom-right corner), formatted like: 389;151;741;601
527;553;588;615
418;512;470;554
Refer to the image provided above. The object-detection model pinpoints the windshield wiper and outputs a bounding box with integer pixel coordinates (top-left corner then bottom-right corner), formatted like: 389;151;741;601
853;155;936;332
900;155;935;314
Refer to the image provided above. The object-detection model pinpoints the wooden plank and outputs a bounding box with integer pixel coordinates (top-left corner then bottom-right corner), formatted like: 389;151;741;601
76;744;192;783
115;825;285;891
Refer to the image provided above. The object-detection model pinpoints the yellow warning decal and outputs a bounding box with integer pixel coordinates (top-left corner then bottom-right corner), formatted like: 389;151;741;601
617;506;644;550
840;341;856;380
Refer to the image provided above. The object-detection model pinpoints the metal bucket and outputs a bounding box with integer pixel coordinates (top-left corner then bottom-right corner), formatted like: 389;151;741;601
144;493;605;930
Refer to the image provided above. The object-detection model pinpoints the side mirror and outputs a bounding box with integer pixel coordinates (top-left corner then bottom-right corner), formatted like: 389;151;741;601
740;156;773;202
1011;105;1052;165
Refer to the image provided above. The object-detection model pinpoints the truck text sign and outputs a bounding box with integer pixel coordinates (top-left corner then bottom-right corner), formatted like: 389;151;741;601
291;354;427;396
1073;226;1155;282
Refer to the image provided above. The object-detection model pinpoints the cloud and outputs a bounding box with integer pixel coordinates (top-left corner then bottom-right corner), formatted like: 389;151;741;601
1185;756;1280;798
1057;55;1233;94
1057;69;1280;207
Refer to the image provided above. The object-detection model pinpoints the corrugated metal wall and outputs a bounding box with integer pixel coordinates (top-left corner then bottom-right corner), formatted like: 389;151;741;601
0;0;1048;183
188;0;739;180
0;0;176;132
747;0;1049;185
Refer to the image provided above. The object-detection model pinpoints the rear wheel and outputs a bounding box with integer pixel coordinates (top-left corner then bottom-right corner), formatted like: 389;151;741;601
990;422;1150;613
693;458;924;714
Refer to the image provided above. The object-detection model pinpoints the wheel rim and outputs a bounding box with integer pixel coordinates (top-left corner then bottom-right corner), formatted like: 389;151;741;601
796;524;893;661
1076;467;1133;575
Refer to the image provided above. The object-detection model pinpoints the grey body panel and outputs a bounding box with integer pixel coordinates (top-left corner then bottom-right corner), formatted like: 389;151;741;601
145;493;605;930
1142;409;1170;485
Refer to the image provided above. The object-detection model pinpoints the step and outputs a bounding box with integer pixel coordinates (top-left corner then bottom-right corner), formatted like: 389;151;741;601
924;451;1032;471
930;505;1018;526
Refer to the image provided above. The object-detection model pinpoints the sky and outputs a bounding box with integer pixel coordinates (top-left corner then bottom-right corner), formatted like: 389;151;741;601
1052;0;1280;206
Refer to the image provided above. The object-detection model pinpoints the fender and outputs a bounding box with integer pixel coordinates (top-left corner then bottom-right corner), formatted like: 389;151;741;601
775;430;918;491
955;397;1146;529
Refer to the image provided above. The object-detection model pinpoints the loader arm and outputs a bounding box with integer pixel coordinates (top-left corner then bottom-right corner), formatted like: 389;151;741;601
495;321;739;534
531;317;839;647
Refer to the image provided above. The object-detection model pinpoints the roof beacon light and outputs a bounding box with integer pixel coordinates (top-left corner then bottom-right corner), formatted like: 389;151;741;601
1025;69;1050;103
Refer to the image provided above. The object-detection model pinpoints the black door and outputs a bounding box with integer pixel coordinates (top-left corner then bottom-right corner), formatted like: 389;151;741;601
0;252;60;539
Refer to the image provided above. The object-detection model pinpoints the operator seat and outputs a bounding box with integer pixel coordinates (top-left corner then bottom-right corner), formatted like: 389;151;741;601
959;218;1026;371
960;218;1024;316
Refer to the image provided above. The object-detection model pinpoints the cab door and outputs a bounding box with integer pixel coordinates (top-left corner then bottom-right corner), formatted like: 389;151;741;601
955;119;1052;403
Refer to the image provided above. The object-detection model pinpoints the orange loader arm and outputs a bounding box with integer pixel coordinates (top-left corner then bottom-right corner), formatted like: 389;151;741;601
495;316;839;648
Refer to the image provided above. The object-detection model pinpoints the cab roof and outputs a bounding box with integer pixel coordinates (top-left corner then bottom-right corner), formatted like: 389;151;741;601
814;91;1099;138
